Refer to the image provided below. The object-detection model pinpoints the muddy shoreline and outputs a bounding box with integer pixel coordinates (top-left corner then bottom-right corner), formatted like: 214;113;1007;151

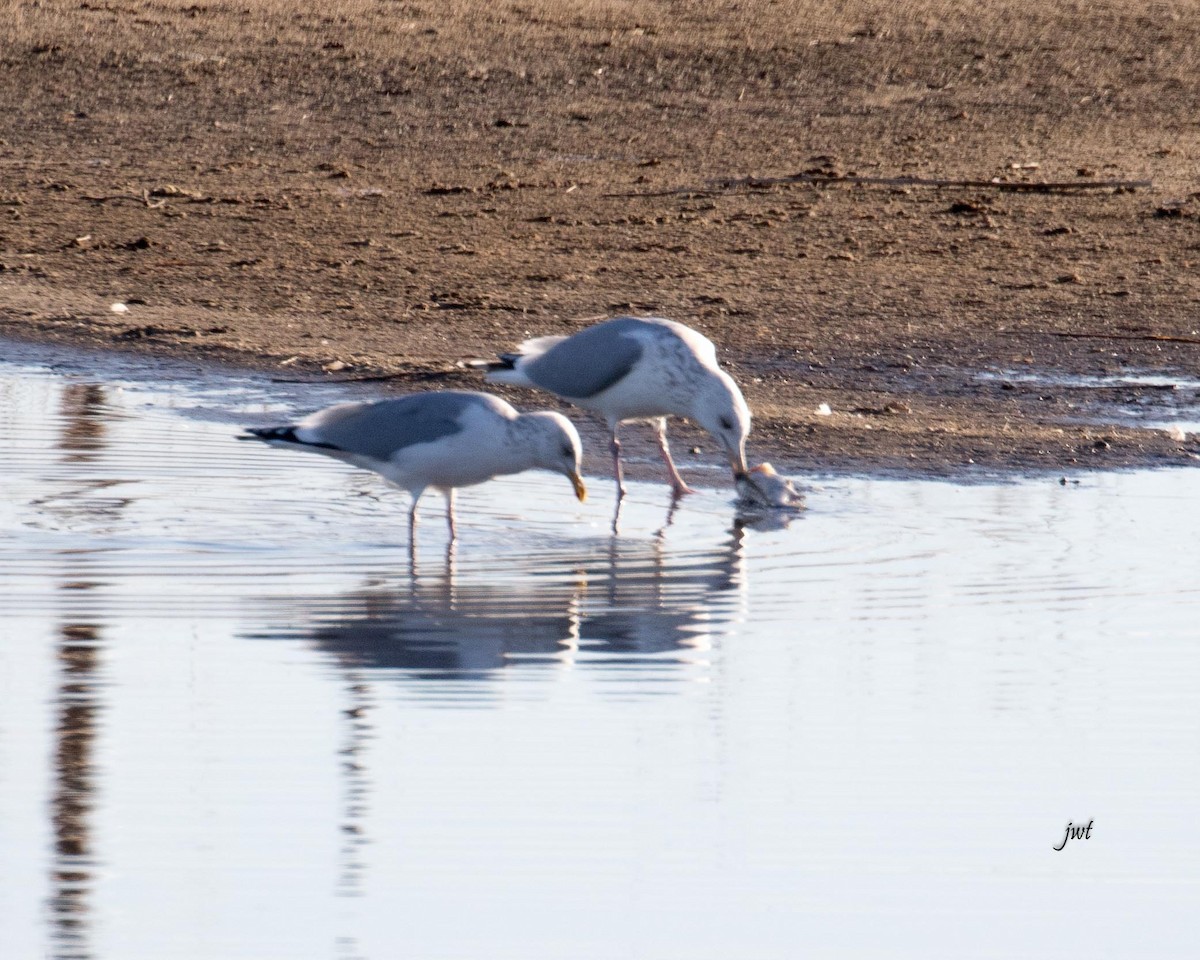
3;0;1199;480
6;321;1195;487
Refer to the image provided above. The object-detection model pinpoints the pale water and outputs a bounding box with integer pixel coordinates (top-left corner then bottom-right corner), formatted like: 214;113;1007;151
2;344;1198;959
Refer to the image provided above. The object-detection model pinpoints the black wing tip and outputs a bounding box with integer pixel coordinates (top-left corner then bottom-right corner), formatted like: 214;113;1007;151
241;425;345;452
241;425;299;443
461;356;518;372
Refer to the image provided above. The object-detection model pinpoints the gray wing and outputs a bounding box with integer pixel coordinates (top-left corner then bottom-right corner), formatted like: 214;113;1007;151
524;317;648;399
302;391;501;461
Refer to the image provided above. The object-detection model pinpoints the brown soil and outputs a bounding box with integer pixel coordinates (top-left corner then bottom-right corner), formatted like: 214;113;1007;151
3;0;1200;479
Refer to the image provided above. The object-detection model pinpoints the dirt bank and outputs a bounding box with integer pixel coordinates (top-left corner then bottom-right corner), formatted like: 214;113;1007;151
3;0;1199;478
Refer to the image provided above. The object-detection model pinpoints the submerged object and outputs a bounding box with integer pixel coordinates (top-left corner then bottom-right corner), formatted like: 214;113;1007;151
735;463;804;510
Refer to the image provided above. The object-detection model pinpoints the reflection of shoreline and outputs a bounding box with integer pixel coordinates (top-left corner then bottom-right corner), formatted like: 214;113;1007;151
46;381;115;960
58;384;108;464
245;525;747;684
30;382;131;530
48;624;101;960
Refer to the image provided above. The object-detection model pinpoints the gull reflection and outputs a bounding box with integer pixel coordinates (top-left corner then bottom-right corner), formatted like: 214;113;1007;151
335;678;372;903
612;486;802;538
245;525;747;684
733;506;800;532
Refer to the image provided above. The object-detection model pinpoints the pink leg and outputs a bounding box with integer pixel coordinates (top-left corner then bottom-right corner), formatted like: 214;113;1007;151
655;419;694;497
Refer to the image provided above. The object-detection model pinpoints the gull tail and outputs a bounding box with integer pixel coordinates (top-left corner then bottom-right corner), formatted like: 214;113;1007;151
239;425;338;450
240;425;300;443
461;355;517;373
473;334;567;387
483;358;534;387
462;355;530;385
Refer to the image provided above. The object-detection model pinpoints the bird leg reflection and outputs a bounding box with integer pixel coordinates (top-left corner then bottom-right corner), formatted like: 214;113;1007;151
444;488;457;541
609;427;627;499
656;493;681;539
407;498;421;573
409;526;458;582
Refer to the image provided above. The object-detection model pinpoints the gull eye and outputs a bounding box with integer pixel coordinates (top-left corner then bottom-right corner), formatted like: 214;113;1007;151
561;444;574;457
719;416;734;431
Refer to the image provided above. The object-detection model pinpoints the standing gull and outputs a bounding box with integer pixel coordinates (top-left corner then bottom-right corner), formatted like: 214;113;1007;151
241;390;586;540
482;316;750;498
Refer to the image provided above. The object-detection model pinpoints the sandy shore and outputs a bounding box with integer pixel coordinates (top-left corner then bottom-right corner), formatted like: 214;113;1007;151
3;0;1199;478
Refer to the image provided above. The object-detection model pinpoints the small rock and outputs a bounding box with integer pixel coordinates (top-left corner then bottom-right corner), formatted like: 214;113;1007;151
110;302;129;314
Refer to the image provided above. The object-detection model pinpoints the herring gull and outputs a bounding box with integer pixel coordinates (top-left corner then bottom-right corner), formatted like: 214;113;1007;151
241;390;586;539
482;316;750;497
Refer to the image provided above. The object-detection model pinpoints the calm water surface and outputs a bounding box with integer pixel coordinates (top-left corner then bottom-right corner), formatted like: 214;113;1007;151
2;344;1198;959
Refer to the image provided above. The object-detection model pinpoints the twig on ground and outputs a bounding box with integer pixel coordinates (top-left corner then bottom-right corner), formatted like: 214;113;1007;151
1006;330;1200;346
268;374;400;383
80;190;167;208
604;172;1152;199
269;369;458;384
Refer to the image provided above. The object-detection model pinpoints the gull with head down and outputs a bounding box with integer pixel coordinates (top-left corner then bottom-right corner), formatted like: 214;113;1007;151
482;316;752;499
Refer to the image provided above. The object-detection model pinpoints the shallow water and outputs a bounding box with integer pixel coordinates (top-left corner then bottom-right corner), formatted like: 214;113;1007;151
977;367;1200;435
2;343;1199;959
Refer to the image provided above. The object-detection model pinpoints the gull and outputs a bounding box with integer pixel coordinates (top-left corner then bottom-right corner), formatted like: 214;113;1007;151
482;316;751;498
241;390;586;540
